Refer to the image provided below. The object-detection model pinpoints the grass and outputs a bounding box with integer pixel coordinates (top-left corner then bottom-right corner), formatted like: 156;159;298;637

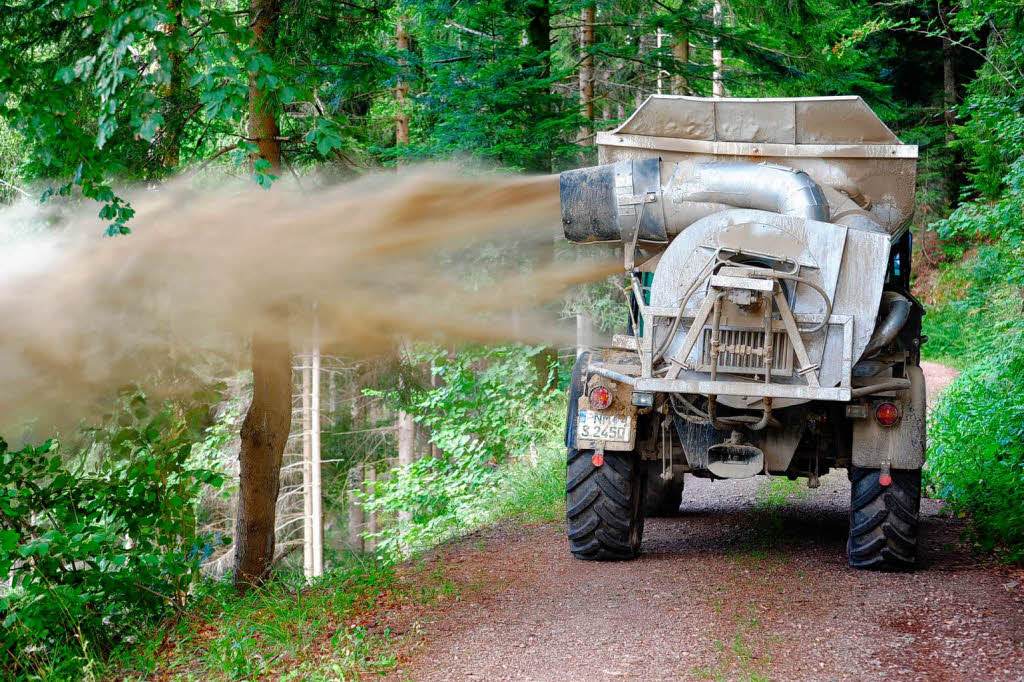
107;556;399;681
692;602;773;682
483;432;566;524
105;402;570;681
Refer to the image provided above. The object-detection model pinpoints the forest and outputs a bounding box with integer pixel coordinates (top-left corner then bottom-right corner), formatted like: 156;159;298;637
0;0;1022;679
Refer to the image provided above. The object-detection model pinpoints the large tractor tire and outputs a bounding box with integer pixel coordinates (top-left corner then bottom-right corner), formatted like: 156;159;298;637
566;448;646;560
848;466;921;570
644;461;684;517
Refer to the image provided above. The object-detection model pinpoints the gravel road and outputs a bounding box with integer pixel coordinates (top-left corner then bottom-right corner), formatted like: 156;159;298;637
370;365;1024;682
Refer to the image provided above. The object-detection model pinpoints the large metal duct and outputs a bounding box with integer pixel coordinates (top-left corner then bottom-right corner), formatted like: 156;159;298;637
560;159;830;244
672;162;830;223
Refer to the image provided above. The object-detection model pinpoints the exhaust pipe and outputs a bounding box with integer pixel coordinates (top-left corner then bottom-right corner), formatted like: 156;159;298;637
559;159;830;244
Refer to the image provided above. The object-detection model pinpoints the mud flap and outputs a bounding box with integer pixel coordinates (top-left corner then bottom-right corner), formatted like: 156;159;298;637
852;364;926;470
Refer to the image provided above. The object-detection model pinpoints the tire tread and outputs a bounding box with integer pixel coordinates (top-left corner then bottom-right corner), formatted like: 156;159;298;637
848;467;921;570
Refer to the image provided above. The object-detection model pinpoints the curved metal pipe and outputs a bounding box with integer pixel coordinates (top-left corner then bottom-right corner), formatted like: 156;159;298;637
862;292;912;359
588;365;638;387
851;379;911;397
675;162;831;223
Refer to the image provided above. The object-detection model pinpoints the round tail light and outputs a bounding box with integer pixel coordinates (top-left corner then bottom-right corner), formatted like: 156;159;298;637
875;402;900;427
589;385;614;410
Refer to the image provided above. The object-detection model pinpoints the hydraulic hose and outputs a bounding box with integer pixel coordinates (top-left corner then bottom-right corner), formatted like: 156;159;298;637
861;292;912;359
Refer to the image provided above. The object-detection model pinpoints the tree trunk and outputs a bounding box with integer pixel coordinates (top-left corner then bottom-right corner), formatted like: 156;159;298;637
395;17;410;148
162;0;184;169
310;313;323;577
234;0;286;593
347;464;364;552
672;31;689;95
247;0;282;173
366;465;378;551
942;33;958;205
712;0;723;97
233;335;292;591
301;353;313;578
397;410;415;526
525;0;552;172
579;6;595;145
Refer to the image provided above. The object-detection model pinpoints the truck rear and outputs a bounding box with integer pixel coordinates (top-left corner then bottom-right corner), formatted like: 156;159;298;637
561;95;925;570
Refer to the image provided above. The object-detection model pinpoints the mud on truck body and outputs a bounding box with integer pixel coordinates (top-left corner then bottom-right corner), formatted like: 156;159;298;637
561;96;926;570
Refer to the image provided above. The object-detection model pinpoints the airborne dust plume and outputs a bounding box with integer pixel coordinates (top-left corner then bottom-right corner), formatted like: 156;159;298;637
0;169;617;430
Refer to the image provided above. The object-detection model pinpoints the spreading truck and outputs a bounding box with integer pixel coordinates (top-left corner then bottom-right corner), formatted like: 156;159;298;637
560;96;925;570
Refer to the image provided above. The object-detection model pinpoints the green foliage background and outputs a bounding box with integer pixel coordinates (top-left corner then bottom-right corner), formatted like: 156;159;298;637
1;0;1023;677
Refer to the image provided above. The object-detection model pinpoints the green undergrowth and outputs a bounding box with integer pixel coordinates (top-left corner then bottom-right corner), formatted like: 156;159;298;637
110;557;398;681
110;399;568;680
923;246;1024;562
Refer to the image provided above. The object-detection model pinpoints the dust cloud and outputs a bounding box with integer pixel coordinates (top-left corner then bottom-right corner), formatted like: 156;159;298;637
0;168;617;431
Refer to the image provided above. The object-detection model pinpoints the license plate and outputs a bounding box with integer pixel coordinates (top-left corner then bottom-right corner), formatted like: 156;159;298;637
577;409;632;443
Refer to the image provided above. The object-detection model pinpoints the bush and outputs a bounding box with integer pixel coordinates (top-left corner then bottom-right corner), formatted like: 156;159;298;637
0;392;228;679
926;326;1024;561
365;345;561;556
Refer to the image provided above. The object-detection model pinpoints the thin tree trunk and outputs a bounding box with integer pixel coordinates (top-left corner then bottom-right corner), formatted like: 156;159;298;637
942;33;958;205
656;29;664;94
672;31;689;95
366;465;377;551
395;17;410;148
601;68;612;121
347;464;364;552
234;336;291;591
234;0;286;593
301;353;313;578
162;0;184;169
310;312;323;577
712;0;723;97
526;0;552;172
579;6;595;145
397;410;415;526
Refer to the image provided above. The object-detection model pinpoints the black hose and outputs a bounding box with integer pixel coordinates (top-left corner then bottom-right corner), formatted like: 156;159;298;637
862;292;912;359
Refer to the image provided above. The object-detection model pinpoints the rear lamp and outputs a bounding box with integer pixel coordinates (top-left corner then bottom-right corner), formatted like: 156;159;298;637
588;385;614;410
874;402;900;427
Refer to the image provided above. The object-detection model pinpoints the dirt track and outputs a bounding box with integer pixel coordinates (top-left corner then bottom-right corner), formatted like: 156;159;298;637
369;365;1024;681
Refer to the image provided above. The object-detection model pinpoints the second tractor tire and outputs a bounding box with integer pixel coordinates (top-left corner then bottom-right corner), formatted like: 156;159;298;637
848;466;921;570
566;448;646;561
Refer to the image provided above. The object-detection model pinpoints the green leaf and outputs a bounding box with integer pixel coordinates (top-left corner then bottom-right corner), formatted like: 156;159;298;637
0;530;20;552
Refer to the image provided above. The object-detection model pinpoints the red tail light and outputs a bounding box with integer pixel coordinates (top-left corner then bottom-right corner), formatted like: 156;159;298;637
875;402;900;427
589;385;613;410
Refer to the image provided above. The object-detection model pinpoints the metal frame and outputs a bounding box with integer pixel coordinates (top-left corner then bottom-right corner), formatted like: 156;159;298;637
622;283;854;401
596;133;918;160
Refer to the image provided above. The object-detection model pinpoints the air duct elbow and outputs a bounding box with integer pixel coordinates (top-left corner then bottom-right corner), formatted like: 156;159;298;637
559;159;831;244
674;162;831;223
